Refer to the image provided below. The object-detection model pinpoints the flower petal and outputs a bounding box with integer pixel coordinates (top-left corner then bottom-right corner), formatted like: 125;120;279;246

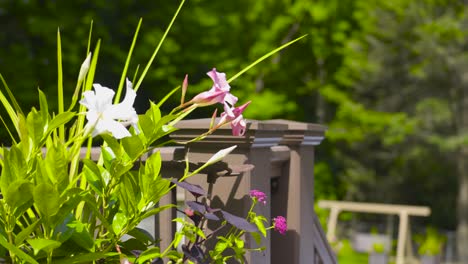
224;93;238;106
207;68;230;92
106;79;138;122
99;119;132;139
92;84;115;111
191;90;226;106
231;115;247;136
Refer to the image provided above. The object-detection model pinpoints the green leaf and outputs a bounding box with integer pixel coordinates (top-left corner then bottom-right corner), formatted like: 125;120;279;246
173;232;183;249
27;238;61;255
118;173;139;215
68;220;95;251
15;219;41;245
38;89;49;123
136;247;161;264
45;143;69;190
53;252;119;264
127;227;156;244
145;151;162;177
139;102;162;140
141;204;175;219
251;232;262;245
214;240;229;254
234;237;245;248
35;158;53;186
253;216;267;237
80;193;111;230
54;213;75;243
122;134;144;160
193;225;206;239
47;112;76;134
26;108;44;146
82;159;105;195
5;180;33;210
139;151;167;206
0;235;39;264
33;183;60;217
17;113;28;143
0;146;26;196
139;114;154;141
112;211;128;235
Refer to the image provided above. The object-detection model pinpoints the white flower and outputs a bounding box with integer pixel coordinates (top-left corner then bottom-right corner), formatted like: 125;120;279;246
79;78;139;139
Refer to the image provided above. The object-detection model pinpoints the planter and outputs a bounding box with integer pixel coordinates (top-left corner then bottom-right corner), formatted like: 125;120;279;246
352;233;391;253
369;253;388;264
420;255;441;264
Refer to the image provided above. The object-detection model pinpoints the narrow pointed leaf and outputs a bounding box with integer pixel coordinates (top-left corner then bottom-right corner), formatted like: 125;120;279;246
27;238;61;255
135;0;186;92
228;35;307;83
0;236;39;264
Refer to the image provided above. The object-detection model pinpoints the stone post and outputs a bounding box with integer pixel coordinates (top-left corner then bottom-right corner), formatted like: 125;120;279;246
171;118;287;264
170;118;327;264
266;120;326;264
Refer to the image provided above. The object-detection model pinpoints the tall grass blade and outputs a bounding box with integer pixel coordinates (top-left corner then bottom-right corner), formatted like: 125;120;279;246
228;35;307;83
115;18;143;103
134;0;186;92
157;85;181;107
0;74;23;117
57;29;65;141
0;75;19;135
0;114;17;144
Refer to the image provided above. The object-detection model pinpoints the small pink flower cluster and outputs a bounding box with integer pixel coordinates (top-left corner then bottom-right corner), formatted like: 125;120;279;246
273;216;287;235
249;189;267;205
187;68;250;136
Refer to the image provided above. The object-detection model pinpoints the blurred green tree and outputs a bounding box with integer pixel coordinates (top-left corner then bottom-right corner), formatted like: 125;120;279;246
2;0;467;259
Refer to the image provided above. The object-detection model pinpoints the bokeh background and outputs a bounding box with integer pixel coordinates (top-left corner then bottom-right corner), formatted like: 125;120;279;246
1;0;468;261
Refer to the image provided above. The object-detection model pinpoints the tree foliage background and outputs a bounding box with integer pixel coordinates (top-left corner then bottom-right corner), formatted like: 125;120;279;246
2;0;468;260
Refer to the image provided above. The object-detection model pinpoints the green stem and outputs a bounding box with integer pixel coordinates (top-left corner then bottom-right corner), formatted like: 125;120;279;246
47;252;53;263
161;237;177;257
57;29;65;142
7;230;16;263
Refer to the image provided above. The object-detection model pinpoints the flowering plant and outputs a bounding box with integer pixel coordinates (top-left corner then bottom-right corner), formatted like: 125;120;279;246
0;1;299;263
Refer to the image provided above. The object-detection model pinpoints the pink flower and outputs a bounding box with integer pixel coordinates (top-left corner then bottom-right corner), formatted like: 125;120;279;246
273;216;287;235
190;68;238;106
249;190;267;205
191;89;226;106
184;208;195;217
219;101;251;136
231;115;247;136
207;68;238;105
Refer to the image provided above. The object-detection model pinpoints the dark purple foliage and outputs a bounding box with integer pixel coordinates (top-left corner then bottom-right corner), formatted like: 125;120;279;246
204;212;220;221
182;244;208;264
186;201;207;213
171;179;206;197
221;210;258;233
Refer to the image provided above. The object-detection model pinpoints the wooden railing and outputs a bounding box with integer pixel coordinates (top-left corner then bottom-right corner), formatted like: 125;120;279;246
318;200;431;264
96;118;335;264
